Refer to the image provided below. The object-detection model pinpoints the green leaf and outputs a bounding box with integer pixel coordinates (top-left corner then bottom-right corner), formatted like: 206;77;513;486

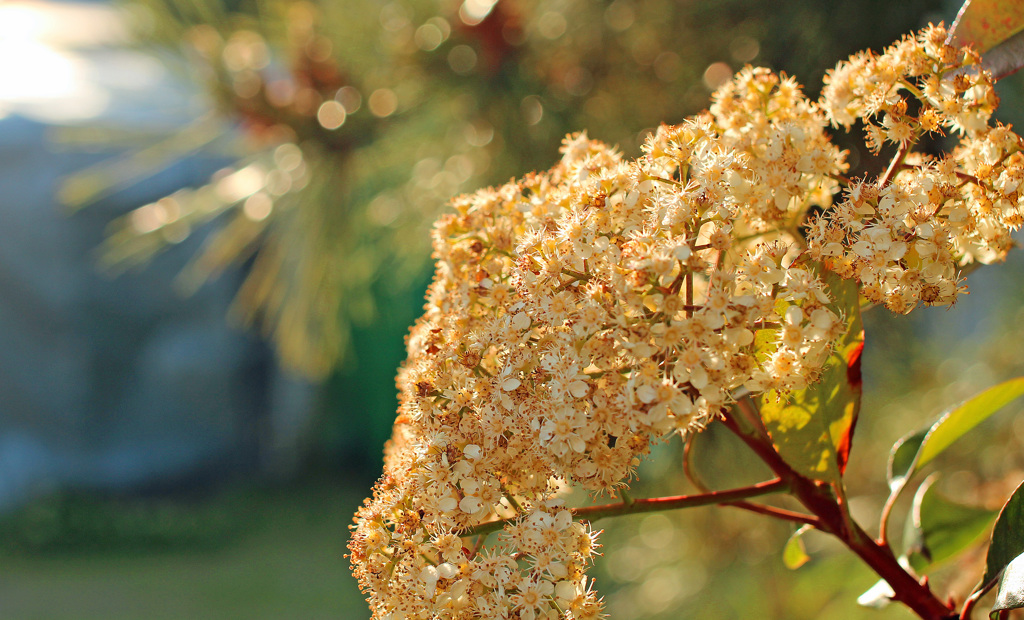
782;525;811;570
758;268;862;483
981;480;1024;590
991;551;1024;618
902;474;996;574
918;379;1024;469
887;378;1024;491
888;430;926;491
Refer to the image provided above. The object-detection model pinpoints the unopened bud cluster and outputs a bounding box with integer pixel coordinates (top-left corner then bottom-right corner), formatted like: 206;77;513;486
350;25;1022;619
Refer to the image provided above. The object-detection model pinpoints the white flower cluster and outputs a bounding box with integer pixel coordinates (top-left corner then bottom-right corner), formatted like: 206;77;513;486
350;66;851;620
810;25;1023;312
351;25;1021;619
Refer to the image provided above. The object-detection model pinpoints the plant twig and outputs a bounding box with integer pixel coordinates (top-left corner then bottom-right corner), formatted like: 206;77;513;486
500;482;524;514
683;428;817;526
878;140;913;189
467;533;487;558
456;479;790;538
573;478;789;522
685;272;694;319
718;410;955;620
619;487;635;507
960;576;1001;619
878;484;902;546
735;396;769;440
721;501;820;527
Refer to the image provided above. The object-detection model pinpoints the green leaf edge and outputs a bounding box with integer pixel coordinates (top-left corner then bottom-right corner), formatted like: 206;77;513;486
903;474;996;574
783;525;812;570
887;377;1024;491
991;550;1024;618
982;479;1024;590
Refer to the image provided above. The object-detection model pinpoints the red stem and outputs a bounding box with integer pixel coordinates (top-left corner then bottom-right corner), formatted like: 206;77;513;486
878;482;903;546
960;595;978;620
683;429;817;527
573;478;789;522
960;576;1000;619
721;501;819;527
719;412;955;620
878;139;912;188
457;478;791;538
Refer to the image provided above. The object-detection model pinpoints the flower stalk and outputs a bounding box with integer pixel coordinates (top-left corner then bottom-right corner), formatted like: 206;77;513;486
720;411;955;620
457;479;790;538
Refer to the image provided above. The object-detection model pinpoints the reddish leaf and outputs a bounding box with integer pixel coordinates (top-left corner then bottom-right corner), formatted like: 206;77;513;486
949;0;1024;79
837;340;864;475
758;269;863;483
950;0;1024;53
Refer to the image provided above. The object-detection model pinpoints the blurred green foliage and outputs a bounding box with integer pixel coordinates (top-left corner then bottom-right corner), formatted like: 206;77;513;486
0;490;238;553
0;480;370;620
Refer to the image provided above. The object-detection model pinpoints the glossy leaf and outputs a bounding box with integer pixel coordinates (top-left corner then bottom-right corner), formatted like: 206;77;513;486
759;269;862;483
902;474;996;573
950;0;1024;80
782;525;811;570
991;551;1024;618
919;379;1024;468
950;0;1024;53
887;378;1024;491
981;480;1024;589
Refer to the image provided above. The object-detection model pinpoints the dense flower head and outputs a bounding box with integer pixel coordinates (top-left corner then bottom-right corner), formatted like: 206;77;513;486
810;23;1024;312
820;25;995;138
350;24;1022;619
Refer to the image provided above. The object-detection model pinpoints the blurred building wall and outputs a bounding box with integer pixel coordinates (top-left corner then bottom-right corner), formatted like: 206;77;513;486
0;1;315;512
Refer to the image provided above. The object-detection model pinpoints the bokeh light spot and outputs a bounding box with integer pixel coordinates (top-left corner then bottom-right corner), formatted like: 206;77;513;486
730;36;761;62
521;95;543;125
379;2;410;32
459;0;497;26
538;11;567;40
367;192;402;227
334;85;362;113
604;0;635;31
653;51;682;83
243;192;273;221
564;66;593;96
447;44;477;74
222;30;269;72
316;100;346;129
415;23;443;51
265;79;297;108
368;88;398;117
273;143;304;172
464;121;494;147
703;61;733;90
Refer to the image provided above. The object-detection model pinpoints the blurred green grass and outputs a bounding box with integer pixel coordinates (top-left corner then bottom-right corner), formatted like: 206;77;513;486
0;480;370;620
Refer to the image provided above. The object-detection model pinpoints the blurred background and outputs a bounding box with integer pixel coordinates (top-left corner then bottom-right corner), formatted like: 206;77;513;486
2;0;1024;618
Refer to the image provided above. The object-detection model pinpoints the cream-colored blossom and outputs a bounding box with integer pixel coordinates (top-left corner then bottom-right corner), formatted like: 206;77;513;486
811;24;1022;312
351;24;1021;619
